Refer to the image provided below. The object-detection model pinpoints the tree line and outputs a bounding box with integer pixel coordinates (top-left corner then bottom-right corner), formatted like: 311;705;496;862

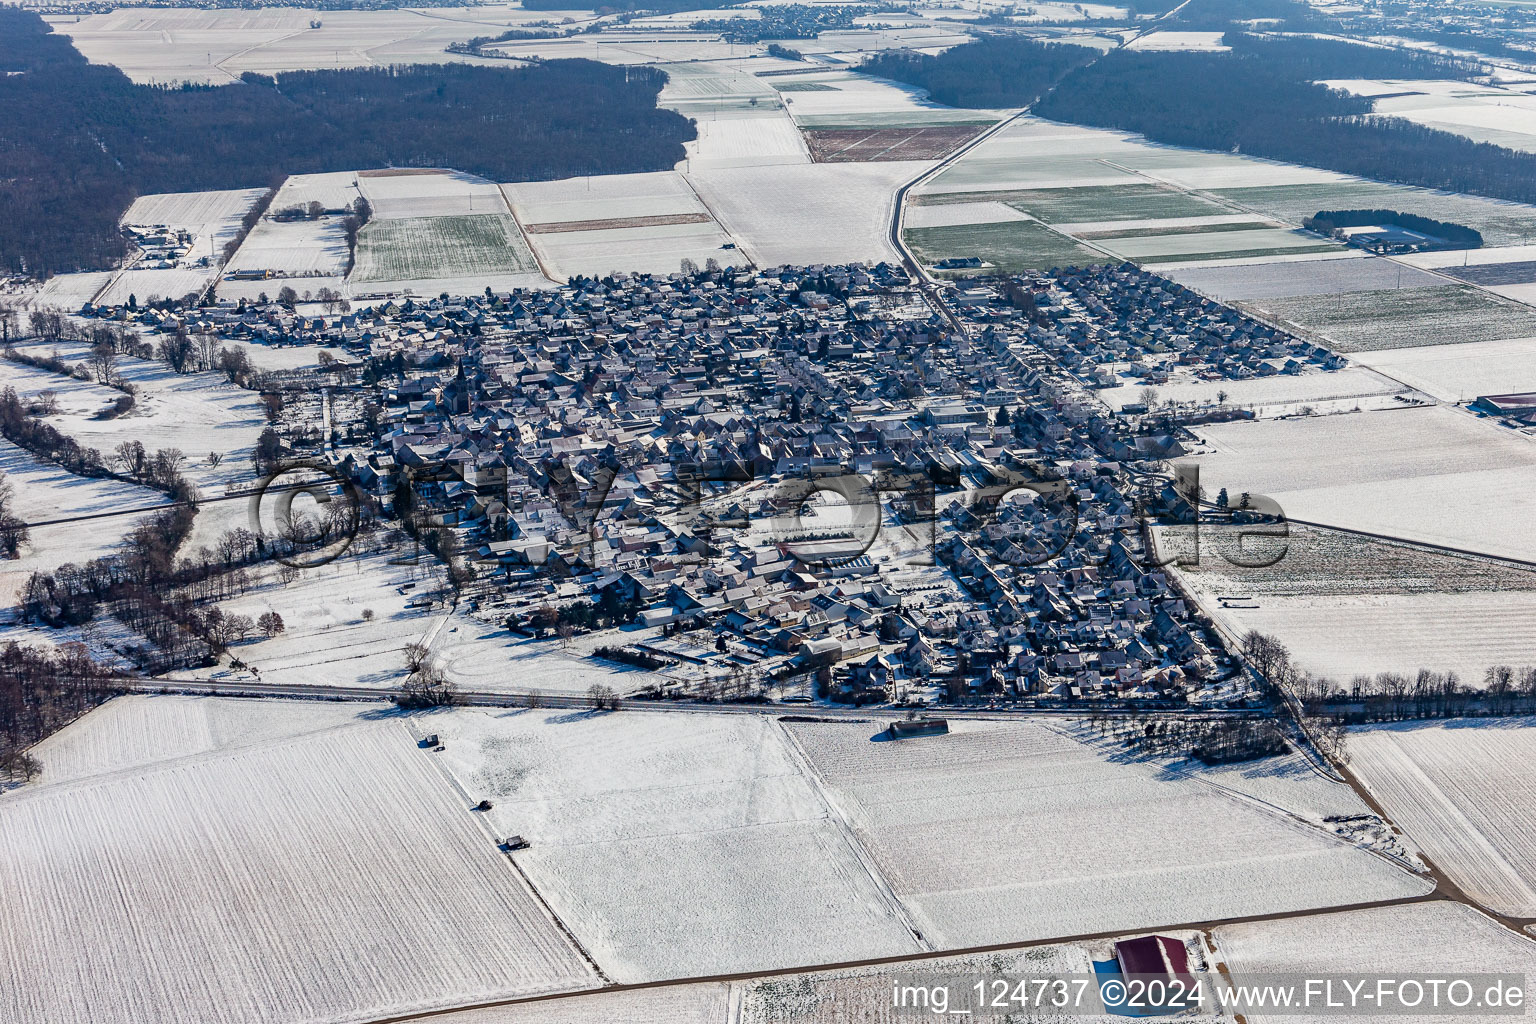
0;9;695;277
1302;209;1483;248
860;34;1096;110
0;641;122;783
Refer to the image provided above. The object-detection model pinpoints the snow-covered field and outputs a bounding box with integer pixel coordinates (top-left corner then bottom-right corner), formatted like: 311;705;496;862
29;694;390;783
503;171;709;226
122;188;266;238
223;215;350;277
1349;720;1536;917
96;267;218;307
0;721;599;1024
12;340;268;499
1104;227;1337;263
903;200;1031;229
1183;405;1536;562
350;214;541;284
51;5;580;83
782;718;1428;950
1124;30;1230;51
187;548;442;689
1166;254;1449;300
1245;283;1536;352
690;161;928;265
270;170;363;214
1195;590;1536;685
503;171;743;278
414;984;731;1024
358;169;510;220
1215;903;1536;1024
685;110;813;168
1354;336;1536;402
431;710;923;982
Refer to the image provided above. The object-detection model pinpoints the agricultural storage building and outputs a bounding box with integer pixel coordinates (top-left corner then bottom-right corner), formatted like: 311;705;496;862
1113;935;1192;981
887;717;949;739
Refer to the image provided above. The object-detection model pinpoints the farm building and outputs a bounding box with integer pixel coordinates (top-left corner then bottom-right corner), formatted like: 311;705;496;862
1471;392;1536;424
887;717;949;739
1113;934;1193;981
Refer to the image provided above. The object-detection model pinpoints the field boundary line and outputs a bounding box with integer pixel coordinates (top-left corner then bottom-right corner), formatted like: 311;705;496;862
358;892;1453;1024
774;717;933;953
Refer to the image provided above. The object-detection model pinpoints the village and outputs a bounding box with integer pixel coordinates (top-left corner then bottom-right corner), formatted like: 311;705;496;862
63;258;1346;712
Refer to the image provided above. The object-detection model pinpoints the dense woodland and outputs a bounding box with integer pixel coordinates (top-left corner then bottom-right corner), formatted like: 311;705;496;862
861;35;1095;109
0;10;694;277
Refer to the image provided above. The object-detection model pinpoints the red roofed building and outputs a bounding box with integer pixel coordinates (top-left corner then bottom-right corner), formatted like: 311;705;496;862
1114;934;1192;982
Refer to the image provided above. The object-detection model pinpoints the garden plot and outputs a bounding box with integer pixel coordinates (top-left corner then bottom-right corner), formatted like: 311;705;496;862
223;215;351;277
1197;591;1536;688
1165;254;1448;300
0;440;159;604
30;694;391;784
0;722;598;1024
1213;182;1536;246
431;711;923;983
1348;721;1536;917
1354;336;1536;402
1182;404;1536;563
783;718;1428;951
689;161;927;265
1215;903;1536;1024
1245;284;1536;351
350;214;541;284
357;169;511;220
906;220;1107;272
1097;366;1406;416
